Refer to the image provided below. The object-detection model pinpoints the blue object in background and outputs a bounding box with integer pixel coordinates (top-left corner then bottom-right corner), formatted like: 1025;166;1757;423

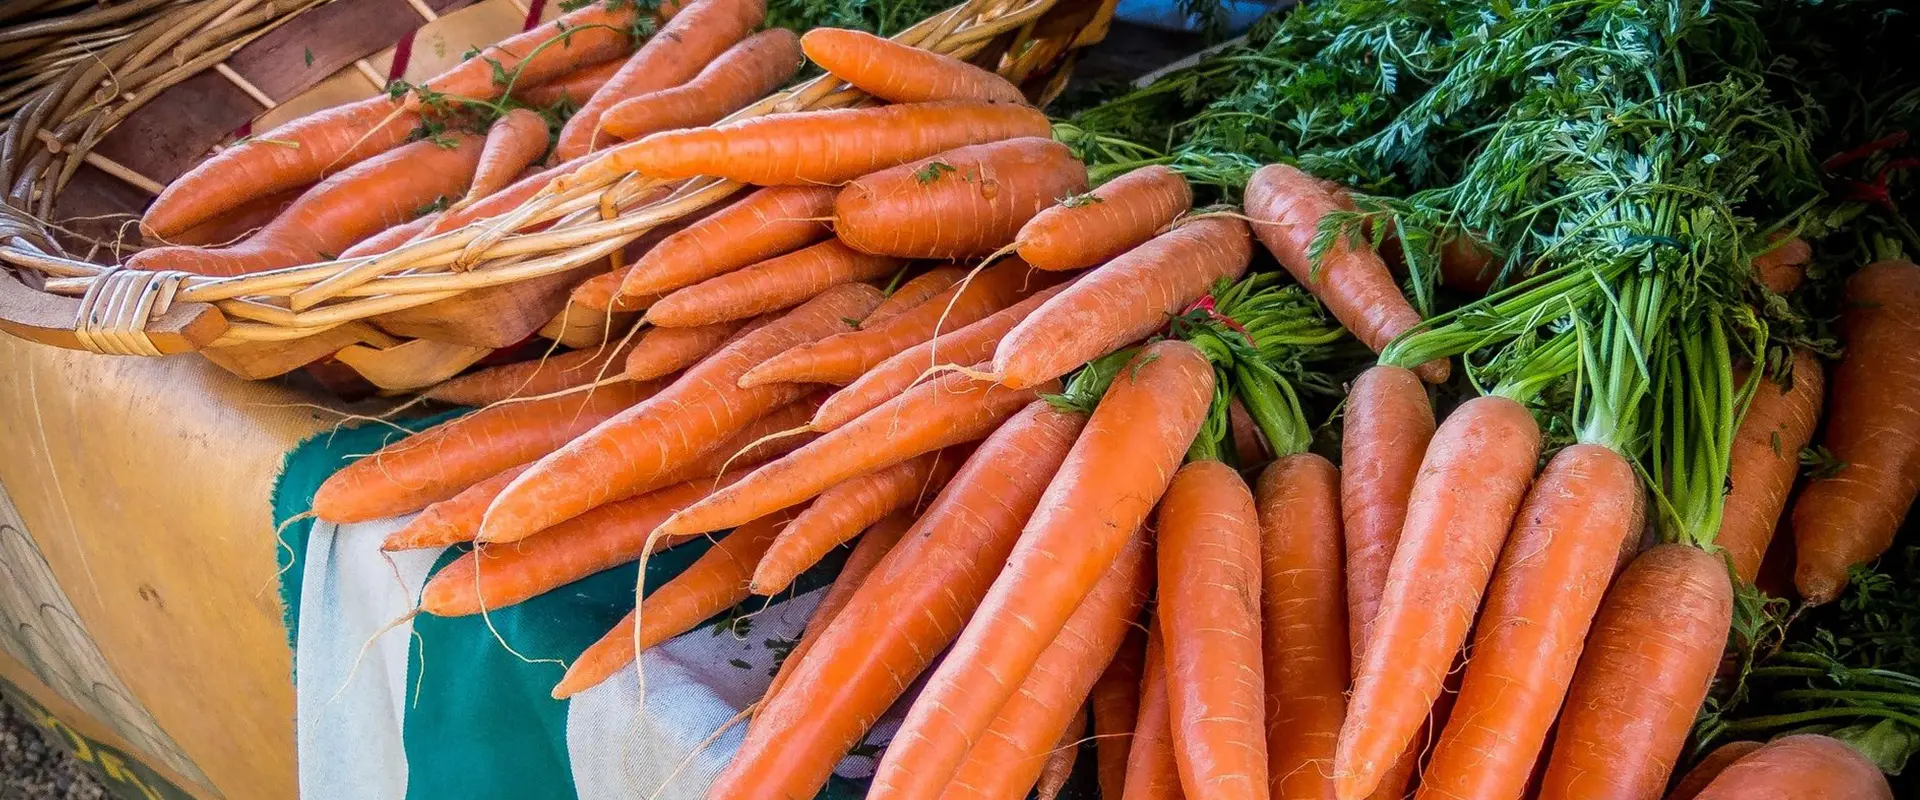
1113;0;1282;34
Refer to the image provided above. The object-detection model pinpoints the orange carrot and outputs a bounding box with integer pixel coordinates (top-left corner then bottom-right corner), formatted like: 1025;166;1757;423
1255;453;1349;800
865;266;967;326
164;186;307;247
739;258;1050;387
424;340;637;407
1123;625;1186;800
1535;544;1734;800
1015;164;1192;272
1417;444;1640;800
313;379;656;523
1091;628;1145;800
141;96;420;238
944;530;1150;800
383;464;531;551
1158;460;1268;800
759;511;914;708
1720;349;1824;584
382;398;818;551
1792;261;1920;603
870;341;1215;799
1753;236;1812;295
515;59;623;107
338;212;439;259
810;280;1070;431
750;449;957;594
554;0;765;160
460;108;551;209
1335;395;1541;799
599;28;803;142
131;134;483;276
423;160;568;237
1035;708;1087;800
1692;735;1891;800
646;239;905;327
1244;163;1448;384
1339;365;1434;667
624;318;752;380
619;185;837;297
573;100;1052;187
990;216;1251;389
1668;741;1764;800
413;1;665;108
569;268;660;312
656;369;1049;537
707;401;1088;799
418;473;744;616
478;284;882;543
834;138;1088;259
552;507;796;698
799;28;1025;104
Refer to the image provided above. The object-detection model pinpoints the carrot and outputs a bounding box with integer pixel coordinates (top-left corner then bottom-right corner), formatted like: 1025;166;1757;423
645;239;905;327
706;402;1087;800
1335;394;1542;799
569;268;660;312
163;186;306;247
423;160;568;238
1015;164;1192;272
1123;625;1186;800
759;511;914;709
1692;735;1890;800
810;280;1070;430
1155;460;1268;800
990;216;1252;389
313;379;656;523
1753;236;1812;295
554;0;765;161
655;369;1050;537
866;266;967;327
477;284;882;543
944;530;1150;800
1255;453;1349;800
738;258;1051;387
1244;163;1449;384
1417;443;1640;800
1339;365;1435;667
750;449;957;594
459;109;551;209
1792;261;1920;603
599;28;803;142
382;398;819;551
552;507;795;698
1035;707;1087;800
337;212;438;259
1534;544;1734;800
424;340;637;407
869;341;1215;799
624;318;751;380
574;100;1052;187
418;472;745;615
141;96;420;238
131;134;483;277
1090;628;1145;800
619;185;836;297
1720;349;1824;584
413;1;665;108
1667;741;1765;800
383;464;531;551
514;59;623;107
834;138;1089;260
799;28;1025;104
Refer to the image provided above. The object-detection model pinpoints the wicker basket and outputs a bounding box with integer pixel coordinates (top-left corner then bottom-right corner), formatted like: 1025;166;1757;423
0;0;1118;390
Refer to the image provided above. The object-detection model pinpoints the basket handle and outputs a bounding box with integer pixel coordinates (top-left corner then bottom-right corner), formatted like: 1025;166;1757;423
0;247;227;355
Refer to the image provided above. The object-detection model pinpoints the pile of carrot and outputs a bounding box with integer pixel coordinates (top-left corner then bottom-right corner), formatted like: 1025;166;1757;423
140;2;1915;797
